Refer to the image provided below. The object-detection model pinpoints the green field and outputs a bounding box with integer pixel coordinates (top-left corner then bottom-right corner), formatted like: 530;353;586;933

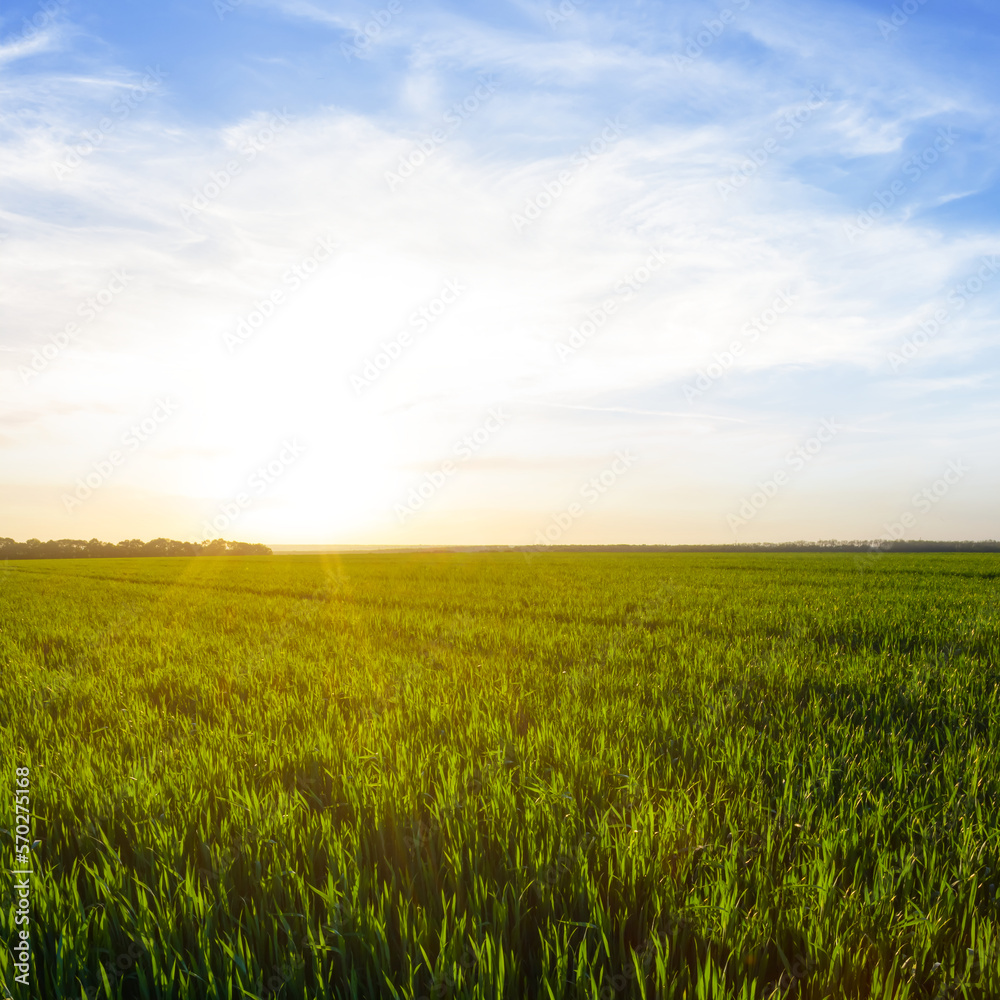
2;552;1000;999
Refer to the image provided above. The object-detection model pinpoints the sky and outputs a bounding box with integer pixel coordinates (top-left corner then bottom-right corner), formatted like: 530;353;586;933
1;0;998;547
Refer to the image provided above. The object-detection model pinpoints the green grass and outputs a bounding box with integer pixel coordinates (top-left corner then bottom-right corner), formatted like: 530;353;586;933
2;551;1000;999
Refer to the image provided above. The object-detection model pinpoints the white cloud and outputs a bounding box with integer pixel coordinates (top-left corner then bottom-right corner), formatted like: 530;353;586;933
0;25;60;66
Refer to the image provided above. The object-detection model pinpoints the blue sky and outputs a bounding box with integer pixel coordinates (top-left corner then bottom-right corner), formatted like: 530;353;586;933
1;0;998;545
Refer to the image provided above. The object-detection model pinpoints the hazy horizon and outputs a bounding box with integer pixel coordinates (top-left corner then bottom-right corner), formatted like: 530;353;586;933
3;0;998;546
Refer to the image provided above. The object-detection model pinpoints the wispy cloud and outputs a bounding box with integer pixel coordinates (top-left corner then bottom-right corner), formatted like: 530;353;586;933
0;28;58;65
534;402;748;424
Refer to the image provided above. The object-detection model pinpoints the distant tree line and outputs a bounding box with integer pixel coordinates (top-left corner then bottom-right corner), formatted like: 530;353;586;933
0;537;273;559
508;540;1000;553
